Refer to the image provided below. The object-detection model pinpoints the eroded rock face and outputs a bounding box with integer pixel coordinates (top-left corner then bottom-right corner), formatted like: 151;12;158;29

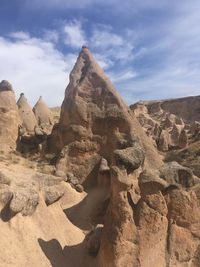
99;167;139;267
131;96;200;152
17;93;37;135
0;169;65;217
135;168;200;267
33;96;53;134
50;47;162;186
0;80;19;151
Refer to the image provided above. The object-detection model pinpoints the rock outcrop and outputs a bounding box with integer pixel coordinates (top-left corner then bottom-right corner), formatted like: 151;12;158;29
33;96;53;134
50;47;162;186
0;80;19;151
131;96;200;152
17;93;37;135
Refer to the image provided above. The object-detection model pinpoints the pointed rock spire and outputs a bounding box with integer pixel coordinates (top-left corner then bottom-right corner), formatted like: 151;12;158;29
17;93;37;135
50;47;162;175
0;80;19;151
33;96;53;133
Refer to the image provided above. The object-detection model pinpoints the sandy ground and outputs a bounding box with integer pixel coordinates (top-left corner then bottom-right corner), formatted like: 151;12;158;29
0;160;100;267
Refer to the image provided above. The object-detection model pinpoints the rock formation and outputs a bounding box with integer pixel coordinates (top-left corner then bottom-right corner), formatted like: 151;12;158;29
17;93;37;135
0;80;19;151
0;48;199;267
50;47;162;185
131;96;200;152
33;96;53;134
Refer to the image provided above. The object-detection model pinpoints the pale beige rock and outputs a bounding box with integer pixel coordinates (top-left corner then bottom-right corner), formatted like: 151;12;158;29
0;80;19;151
131;95;200;152
17;93;37;135
99;167;139;267
50;47;162;187
44;184;64;205
157;129;170;151
136;193;168;267
33;96;53;134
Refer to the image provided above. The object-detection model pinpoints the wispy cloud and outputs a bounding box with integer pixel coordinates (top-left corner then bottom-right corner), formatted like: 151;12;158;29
63;20;87;48
9;31;30;40
0;34;76;106
43;30;59;43
90;25;134;62
91;26;123;49
109;70;138;83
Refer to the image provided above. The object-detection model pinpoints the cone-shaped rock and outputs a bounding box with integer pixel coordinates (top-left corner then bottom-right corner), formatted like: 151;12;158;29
50;47;162;180
33;96;53;133
0;80;19;151
17;93;37;135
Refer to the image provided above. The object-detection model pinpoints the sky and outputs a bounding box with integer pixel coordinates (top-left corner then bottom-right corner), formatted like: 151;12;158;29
0;0;200;106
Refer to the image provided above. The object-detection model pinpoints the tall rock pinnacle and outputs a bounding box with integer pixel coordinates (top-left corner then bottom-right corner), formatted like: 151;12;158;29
48;47;163;266
0;80;19;151
17;93;37;135
33;96;53;133
51;47;162;170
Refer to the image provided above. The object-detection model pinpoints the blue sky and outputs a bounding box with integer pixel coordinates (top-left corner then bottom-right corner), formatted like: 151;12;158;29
0;0;200;106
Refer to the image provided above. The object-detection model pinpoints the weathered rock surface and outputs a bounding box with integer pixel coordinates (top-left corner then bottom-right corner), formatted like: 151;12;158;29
131;95;200;152
0;80;19;151
50;47;162;187
99;167;139;267
33;96;53;134
17;93;37;135
0;167;65;217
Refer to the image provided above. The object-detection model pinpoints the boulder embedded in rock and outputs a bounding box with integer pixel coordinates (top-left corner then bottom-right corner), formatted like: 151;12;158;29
160;161;195;187
138;169;168;196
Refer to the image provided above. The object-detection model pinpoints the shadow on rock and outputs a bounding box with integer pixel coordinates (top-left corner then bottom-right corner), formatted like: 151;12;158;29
0;201;17;222
38;237;98;267
64;188;109;231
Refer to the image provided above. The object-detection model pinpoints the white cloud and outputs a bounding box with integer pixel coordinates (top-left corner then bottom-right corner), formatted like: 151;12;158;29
109;70;138;83
43;30;59;43
63;21;87;48
0;35;76;106
91;28;123;49
90;25;134;61
94;53;114;69
9;31;30;40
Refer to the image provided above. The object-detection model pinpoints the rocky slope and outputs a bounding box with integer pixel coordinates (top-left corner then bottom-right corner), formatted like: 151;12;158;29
0;48;199;267
131;96;200;151
131;96;200;178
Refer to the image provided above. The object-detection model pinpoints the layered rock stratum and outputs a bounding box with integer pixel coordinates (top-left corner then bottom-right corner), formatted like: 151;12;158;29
0;48;199;267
